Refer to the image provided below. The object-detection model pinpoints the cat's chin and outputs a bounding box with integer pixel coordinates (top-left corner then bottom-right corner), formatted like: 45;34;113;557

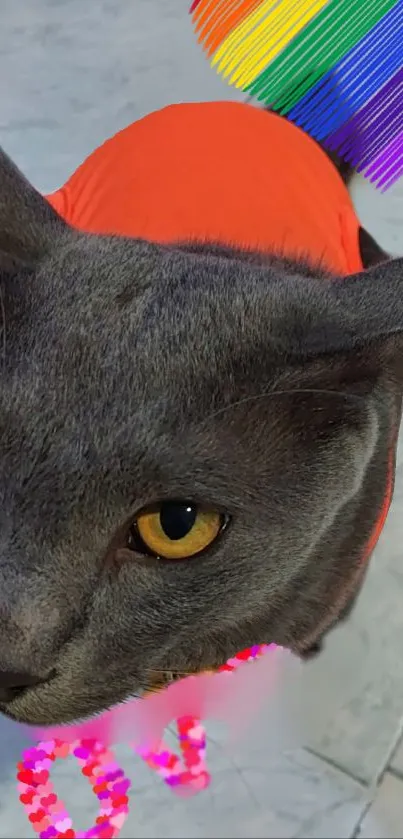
0;692;48;725
0;706;20;722
0;644;325;728
0;699;45;725
299;640;324;660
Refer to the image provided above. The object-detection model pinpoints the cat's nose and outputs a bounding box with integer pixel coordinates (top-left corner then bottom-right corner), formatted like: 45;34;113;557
0;670;42;703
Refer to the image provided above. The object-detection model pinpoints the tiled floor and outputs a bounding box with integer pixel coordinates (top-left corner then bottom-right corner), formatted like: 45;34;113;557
1;1;403;837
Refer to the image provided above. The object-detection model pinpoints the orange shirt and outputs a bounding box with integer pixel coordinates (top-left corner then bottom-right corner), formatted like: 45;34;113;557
46;100;363;276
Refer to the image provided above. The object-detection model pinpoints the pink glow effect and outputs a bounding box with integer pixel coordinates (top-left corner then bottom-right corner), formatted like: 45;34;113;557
24;644;292;750
18;644;315;837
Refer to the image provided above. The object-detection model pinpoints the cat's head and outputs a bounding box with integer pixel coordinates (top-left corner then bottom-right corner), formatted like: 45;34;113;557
0;148;402;725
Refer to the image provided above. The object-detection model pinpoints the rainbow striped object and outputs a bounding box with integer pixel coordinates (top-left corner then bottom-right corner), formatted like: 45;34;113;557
190;0;403;191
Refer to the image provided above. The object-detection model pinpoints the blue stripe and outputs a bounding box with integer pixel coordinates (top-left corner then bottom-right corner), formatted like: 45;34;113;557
287;0;403;140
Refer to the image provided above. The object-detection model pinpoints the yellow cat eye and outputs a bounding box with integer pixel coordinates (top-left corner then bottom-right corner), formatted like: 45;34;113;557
134;501;223;560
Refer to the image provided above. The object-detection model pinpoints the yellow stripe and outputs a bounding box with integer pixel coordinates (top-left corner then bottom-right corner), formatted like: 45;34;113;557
218;0;329;86
234;0;319;83
233;0;329;86
212;0;277;77
213;0;329;88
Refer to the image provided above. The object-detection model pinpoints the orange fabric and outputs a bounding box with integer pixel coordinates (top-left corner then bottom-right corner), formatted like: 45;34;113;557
46;100;363;276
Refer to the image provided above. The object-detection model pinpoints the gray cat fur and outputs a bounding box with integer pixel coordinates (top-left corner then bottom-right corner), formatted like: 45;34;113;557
0;138;401;725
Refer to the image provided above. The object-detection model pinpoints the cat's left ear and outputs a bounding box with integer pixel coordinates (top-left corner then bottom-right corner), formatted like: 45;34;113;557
304;258;403;358
0;147;69;273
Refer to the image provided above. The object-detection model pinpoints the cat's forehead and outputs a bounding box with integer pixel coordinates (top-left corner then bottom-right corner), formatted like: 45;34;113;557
2;236;291;483
22;237;279;399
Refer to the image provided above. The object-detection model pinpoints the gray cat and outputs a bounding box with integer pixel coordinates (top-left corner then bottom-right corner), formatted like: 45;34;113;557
0;110;400;727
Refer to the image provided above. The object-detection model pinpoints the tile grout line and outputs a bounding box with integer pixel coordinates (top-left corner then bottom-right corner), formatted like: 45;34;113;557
371;717;403;788
351;794;375;839
307;713;403;786
389;765;403;782
305;746;370;787
350;756;403;839
306;724;403;839
348;735;402;839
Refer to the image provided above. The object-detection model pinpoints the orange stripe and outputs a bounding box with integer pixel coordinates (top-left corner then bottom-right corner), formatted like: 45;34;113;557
193;0;239;40
194;0;256;39
192;0;219;31
195;0;238;43
194;0;263;56
205;0;264;56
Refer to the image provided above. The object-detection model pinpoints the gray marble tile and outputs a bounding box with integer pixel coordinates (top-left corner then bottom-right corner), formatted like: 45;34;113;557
358;773;403;839
0;0;244;193
390;736;403;777
308;461;403;784
351;174;403;257
395;432;403;470
117;748;364;839
0;717;368;839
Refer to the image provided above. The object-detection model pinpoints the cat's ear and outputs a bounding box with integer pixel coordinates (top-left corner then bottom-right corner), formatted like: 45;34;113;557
0;147;68;273
303;258;403;359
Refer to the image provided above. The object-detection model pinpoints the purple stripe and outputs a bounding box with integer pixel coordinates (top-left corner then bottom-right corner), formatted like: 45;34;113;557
326;66;403;166
363;129;403;189
340;101;402;166
377;159;403;191
356;114;402;169
354;109;403;168
366;129;403;174
328;86;403;167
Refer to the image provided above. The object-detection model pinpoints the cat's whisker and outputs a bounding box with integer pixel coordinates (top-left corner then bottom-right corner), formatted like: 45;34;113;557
205;387;366;423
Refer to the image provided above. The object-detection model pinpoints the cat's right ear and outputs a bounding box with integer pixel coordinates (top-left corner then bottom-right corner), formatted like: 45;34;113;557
0;147;69;274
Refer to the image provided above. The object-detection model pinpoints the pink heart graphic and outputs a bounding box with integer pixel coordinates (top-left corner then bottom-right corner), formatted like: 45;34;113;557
135;715;210;798
17;739;131;838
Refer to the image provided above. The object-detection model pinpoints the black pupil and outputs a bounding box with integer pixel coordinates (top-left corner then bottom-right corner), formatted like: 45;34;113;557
159;503;197;541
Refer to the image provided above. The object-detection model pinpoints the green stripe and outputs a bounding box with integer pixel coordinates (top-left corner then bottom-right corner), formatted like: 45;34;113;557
246;0;398;111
